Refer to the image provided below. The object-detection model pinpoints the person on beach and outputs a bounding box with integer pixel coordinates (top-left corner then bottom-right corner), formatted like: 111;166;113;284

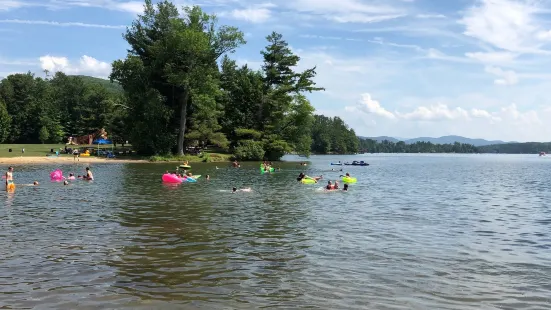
73;149;80;161
84;167;93;180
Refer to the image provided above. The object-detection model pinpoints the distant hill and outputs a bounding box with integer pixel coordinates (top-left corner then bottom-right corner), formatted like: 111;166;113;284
73;75;123;94
360;135;512;146
362;136;400;143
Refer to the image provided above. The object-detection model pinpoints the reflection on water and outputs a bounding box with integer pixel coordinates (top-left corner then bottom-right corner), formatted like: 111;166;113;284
1;155;551;309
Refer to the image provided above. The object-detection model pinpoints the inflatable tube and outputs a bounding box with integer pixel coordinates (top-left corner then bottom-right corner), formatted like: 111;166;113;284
330;163;343;165
260;167;275;174
342;176;357;184
301;178;316;184
181;175;201;182
179;165;191;169
50;169;64;182
162;173;183;183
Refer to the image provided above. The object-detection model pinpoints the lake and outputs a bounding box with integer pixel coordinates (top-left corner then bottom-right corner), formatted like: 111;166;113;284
1;154;550;309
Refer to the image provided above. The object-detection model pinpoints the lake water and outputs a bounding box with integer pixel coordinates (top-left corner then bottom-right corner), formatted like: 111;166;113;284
1;154;550;309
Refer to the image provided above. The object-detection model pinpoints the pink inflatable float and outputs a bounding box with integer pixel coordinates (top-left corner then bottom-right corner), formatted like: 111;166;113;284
50;169;64;182
162;173;182;183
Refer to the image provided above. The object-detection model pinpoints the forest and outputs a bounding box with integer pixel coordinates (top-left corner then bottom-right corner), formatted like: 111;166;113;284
358;139;479;153
1;0;539;159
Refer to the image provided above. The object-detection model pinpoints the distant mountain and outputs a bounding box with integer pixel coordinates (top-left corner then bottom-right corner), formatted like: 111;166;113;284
72;75;123;94
360;135;512;146
362;136;400;143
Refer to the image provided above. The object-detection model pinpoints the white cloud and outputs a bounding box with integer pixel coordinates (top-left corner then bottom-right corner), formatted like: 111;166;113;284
397;103;470;121
228;7;271;23
285;0;407;24
416;14;446;19
459;0;551;54
0;0;144;13
484;66;518;85
39;55;111;78
0;0;25;10
0;19;125;29
465;51;517;65
347;93;396;119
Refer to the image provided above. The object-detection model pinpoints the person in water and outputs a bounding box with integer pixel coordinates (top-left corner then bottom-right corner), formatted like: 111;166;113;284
63;180;69;185
84;167;93;180
343;184;348;191
5;167;14;190
297;173;323;183
206;175;210;180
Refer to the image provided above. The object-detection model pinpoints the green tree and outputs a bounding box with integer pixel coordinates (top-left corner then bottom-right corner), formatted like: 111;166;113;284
0;99;11;143
111;0;245;155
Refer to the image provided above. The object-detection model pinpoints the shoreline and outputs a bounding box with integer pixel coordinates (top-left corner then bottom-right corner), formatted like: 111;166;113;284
0;156;149;165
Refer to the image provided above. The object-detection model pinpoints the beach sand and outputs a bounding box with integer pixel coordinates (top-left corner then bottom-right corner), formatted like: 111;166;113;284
0;156;148;165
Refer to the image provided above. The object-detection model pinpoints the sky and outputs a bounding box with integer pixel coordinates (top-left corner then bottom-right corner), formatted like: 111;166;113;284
1;0;551;142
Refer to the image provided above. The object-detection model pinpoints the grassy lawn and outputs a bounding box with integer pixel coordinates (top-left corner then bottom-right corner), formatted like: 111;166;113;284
0;144;131;158
0;144;233;162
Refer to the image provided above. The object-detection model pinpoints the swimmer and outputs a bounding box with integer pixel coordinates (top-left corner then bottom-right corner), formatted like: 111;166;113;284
343;184;348;191
20;181;39;186
68;173;76;180
206;175;210;180
232;187;251;193
326;181;334;190
84;167;93;180
63;180;69;185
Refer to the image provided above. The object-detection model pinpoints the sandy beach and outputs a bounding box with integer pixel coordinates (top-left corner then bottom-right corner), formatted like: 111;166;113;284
0;156;148;165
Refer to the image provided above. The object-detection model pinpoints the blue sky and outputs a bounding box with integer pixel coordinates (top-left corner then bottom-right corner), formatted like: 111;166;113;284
2;0;551;141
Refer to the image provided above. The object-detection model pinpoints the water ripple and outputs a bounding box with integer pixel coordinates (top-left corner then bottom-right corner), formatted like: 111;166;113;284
1;155;550;309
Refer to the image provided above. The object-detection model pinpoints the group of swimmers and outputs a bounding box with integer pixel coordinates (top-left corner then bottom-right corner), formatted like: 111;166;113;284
4;166;94;190
296;172;351;191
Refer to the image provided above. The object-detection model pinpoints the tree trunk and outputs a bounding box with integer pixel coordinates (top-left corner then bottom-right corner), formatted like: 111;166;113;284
176;90;189;156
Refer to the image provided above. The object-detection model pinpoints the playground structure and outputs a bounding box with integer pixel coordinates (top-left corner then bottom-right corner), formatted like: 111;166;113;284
66;128;109;145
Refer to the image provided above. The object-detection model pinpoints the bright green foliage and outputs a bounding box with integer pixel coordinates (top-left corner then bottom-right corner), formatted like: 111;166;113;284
219;32;323;160
0;99;10;143
310;115;359;154
234;140;265;160
112;0;245;155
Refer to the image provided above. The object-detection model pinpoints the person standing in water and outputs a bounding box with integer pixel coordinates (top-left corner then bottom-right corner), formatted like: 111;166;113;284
5;167;14;190
85;167;94;180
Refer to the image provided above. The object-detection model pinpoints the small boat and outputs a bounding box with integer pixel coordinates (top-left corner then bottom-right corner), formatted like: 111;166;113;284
344;160;369;166
330;162;343;165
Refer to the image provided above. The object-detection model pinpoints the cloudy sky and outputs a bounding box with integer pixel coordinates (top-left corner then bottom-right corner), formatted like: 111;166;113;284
1;0;551;141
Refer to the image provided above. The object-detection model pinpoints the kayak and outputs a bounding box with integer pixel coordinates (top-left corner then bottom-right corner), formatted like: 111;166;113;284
342;176;357;184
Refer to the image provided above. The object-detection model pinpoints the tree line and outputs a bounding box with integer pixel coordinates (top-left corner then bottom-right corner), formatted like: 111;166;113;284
477;142;551;154
0;72;127;145
359;139;479;153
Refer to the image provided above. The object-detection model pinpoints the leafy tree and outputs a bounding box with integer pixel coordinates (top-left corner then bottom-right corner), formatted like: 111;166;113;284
39;126;49;143
0;99;10;143
111;0;245;155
